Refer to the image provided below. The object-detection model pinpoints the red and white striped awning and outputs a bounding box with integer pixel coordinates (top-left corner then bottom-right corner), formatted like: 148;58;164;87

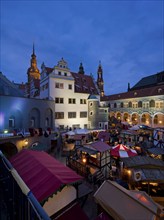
110;144;138;158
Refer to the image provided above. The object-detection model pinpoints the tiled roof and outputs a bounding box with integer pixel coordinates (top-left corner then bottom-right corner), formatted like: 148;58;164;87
131;71;164;90
71;72;99;94
101;84;164;101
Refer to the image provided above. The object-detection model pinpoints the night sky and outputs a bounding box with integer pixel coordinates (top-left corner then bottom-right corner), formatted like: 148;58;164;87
1;0;164;95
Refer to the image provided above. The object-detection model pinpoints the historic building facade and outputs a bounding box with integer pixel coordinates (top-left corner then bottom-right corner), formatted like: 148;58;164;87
100;71;164;128
40;58;108;130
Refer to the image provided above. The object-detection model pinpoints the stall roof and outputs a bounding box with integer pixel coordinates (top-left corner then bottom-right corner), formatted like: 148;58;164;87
121;156;164;169
135;168;164;182
147;147;164;155
10;149;83;202
75;145;98;155
94;180;164;220
89;141;112;152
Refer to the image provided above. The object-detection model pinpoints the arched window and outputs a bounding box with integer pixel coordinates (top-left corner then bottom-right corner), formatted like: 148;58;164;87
114;103;117;108
138;101;142;108
120;102;124;108
9;116;15;128
108;103;111;108
128;102;132;108
150;100;155;107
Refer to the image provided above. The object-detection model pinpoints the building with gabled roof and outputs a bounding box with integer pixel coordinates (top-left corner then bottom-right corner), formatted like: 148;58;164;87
40;58;108;130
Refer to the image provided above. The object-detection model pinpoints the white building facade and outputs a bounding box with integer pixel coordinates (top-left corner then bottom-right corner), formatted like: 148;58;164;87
40;58;108;130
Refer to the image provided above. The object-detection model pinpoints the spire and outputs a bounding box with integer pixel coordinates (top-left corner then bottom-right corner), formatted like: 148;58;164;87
78;62;85;74
128;82;130;91
97;61;104;97
32;43;35;55
31;43;36;58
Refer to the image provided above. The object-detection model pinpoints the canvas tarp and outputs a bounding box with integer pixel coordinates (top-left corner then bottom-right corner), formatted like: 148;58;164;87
94;180;164;220
10;149;83;202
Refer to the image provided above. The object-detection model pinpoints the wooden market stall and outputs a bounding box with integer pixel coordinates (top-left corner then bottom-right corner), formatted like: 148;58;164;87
66;141;112;184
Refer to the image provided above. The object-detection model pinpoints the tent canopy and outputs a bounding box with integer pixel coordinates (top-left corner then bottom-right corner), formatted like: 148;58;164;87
10;149;83;202
94;180;164;220
110;144;137;158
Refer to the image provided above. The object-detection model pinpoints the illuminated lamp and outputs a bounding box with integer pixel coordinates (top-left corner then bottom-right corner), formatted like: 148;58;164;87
82;158;87;163
4;130;8;134
24;139;28;146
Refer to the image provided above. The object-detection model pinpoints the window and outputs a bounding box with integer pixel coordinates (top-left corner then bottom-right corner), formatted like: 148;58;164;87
150;100;155;107
68;98;76;104
9;116;15;128
68;112;76;118
80;112;87;118
80;99;86;104
58;71;61;75
55;82;64;89
90;111;93;116
64;72;67;76
138;101;142;108
45;117;49;127
90;102;93;107
30;117;35;127
55;112;64;119
68;84;72;90
55;97;64;104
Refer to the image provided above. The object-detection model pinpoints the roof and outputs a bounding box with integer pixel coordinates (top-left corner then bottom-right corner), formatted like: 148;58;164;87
0;72;25;97
131;71;164;90
75;145;98;155
136;168;164;182
121;155;164;169
89;141;112;152
97;131;110;141
147;147;164;155
71;72;99;94
101;84;164;101
10;149;83;202
94;180;164;220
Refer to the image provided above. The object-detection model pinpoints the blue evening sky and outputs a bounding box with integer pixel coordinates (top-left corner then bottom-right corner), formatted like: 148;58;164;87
0;0;164;95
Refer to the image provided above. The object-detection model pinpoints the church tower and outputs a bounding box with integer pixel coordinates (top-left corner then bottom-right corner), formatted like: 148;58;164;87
78;62;85;74
26;44;40;97
97;61;104;97
27;44;40;83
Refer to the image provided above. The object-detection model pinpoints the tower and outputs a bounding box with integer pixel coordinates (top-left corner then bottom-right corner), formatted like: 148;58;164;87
27;44;40;83
97;61;104;97
26;44;40;97
78;62;85;74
